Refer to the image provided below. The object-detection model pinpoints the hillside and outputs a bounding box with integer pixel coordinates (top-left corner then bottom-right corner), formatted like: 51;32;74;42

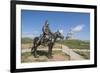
21;38;90;49
57;39;90;49
21;37;33;44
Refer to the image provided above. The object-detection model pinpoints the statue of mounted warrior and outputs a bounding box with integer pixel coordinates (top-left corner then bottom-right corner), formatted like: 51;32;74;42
39;20;53;45
31;20;64;59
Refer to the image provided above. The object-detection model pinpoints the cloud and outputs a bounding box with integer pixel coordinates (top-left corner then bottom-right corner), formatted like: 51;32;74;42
22;34;34;38
22;31;40;38
71;24;84;32
59;29;64;34
33;31;40;35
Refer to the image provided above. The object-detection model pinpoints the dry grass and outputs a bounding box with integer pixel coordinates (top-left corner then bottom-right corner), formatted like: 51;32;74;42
75;51;90;59
21;43;32;49
21;43;62;49
21;50;70;63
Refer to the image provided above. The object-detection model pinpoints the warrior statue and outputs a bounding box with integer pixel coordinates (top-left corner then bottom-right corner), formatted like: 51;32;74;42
39;20;53;44
31;20;64;58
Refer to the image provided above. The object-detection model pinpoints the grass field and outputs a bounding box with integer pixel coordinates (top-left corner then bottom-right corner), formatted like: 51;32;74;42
21;38;90;49
76;51;90;59
21;50;70;63
21;38;90;62
57;39;90;49
57;39;90;59
21;37;33;44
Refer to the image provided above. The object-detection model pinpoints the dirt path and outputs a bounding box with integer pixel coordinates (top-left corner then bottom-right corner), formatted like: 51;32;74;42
61;45;84;60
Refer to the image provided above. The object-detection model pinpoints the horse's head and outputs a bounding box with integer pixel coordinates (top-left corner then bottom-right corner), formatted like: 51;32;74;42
55;30;64;40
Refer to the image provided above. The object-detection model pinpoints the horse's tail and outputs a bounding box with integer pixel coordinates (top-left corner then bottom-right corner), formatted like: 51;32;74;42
33;37;39;46
31;37;39;53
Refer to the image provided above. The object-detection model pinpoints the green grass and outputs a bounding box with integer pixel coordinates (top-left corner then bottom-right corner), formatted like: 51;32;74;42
75;51;90;59
21;37;33;44
57;39;90;49
21;37;90;49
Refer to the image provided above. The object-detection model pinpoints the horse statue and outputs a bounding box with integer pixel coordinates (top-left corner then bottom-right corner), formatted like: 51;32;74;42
31;30;64;59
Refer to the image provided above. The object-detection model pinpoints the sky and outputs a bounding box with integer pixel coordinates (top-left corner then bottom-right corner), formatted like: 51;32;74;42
21;10;90;40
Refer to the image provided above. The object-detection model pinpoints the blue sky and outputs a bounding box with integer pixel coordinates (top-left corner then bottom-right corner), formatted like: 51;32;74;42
21;10;90;40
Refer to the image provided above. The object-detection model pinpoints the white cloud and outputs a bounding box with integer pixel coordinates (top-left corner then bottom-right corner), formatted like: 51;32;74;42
71;24;84;32
59;29;64;34
22;31;40;38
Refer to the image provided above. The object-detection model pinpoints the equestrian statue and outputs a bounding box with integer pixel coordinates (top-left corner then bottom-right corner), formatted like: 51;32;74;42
31;20;64;59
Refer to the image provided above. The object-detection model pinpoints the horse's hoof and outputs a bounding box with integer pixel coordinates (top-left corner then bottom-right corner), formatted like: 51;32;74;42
34;56;39;58
34;55;39;58
48;56;53;59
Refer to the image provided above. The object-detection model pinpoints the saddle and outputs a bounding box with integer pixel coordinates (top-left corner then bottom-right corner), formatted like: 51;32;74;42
41;34;52;46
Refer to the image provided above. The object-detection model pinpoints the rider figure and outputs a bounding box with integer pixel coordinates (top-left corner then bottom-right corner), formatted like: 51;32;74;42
39;20;53;43
42;20;52;40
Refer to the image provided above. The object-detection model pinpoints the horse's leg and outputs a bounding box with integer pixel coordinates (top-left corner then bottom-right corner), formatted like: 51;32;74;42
33;46;39;58
34;41;41;58
48;43;53;59
31;43;39;58
31;45;34;54
31;42;36;54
